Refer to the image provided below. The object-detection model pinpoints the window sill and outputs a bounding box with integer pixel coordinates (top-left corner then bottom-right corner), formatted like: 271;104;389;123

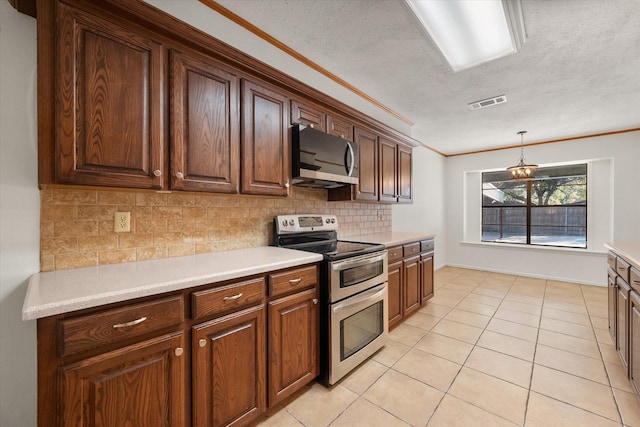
460;240;607;256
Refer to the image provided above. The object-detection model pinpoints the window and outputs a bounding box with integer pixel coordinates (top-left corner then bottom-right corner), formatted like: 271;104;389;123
482;164;587;248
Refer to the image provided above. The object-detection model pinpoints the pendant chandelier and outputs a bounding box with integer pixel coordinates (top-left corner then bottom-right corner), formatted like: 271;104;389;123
507;131;537;179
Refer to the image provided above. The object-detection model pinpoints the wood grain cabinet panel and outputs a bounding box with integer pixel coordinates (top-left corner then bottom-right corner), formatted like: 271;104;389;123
398;145;413;203
353;127;379;201
630;292;640;395
608;268;618;342
290;99;326;131
56;3;164;189
267;287;319;406
403;255;421;317
420;253;434;304
387;260;403;329
170;50;240;193
379;138;398;203
59;332;186;427
617;278;631;373
192;304;266;427
327;114;354;142
241;79;290;196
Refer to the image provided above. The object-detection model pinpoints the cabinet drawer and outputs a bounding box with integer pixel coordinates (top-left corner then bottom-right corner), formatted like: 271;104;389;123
607;252;617;270
420;239;434;254
58;295;184;357
387;246;403;263
617;257;631;283
631;267;640;294
269;265;318;297
403;242;420;257
192;277;265;321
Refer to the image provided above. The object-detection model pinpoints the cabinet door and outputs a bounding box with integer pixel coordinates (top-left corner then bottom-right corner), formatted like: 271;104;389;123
327;114;354;142
241;79;290;196
397;145;413;203
59;332;186;427
403;255;421;317
617;279;630;372
420;254;434;304
388;260;403;329
170;50;240;193
379;138;398;203
354;128;379;201
291;100;326;131
631;293;640;395
608;272;617;342
268;288;319;406
192;305;266;427
56;3;164;189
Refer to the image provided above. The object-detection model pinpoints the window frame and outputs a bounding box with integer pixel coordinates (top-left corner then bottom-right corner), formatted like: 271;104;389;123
481;164;588;249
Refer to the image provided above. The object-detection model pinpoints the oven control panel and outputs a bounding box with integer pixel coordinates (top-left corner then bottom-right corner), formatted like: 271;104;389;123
274;214;338;234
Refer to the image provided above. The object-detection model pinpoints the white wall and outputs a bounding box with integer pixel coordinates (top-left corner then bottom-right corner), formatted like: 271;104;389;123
445;131;640;285
0;3;39;426
392;147;447;269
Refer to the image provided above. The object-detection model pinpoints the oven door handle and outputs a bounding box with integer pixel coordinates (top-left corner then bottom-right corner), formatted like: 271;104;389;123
332;284;387;314
331;251;387;271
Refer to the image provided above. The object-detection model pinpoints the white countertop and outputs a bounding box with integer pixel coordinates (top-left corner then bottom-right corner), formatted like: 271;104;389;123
352;231;435;247
22;247;322;321
605;242;640;270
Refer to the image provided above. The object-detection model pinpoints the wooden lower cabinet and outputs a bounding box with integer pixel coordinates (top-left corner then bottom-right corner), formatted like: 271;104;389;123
387;260;403;329
403;255;421;317
631;292;640;395
608;268;618;342
420;253;434;304
617;279;631;371
59;332;186;427
267;287;319;406
192;304;266;427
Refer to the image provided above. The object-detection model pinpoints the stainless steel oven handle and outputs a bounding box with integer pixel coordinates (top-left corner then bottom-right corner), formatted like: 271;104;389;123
331;251;387;271
332;284;386;314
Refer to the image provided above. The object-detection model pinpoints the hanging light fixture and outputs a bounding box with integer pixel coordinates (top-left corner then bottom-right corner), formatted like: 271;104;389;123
507;131;537;179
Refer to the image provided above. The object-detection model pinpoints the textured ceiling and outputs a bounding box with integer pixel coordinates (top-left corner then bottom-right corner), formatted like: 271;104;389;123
159;0;640;155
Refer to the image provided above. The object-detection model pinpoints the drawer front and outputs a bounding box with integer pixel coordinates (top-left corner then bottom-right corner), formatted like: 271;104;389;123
59;295;184;357
617;257;631;283
608;267;618;282
192;277;265;321
403;242;420;257
269;265;318;297
420;239;434;254
631;266;640;294
387;246;403;263
607;252;617;270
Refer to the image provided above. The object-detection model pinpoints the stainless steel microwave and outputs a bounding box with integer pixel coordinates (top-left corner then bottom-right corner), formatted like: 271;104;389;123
291;124;359;189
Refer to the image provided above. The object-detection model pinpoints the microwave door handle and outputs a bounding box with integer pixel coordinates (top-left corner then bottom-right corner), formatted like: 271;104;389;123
344;142;355;176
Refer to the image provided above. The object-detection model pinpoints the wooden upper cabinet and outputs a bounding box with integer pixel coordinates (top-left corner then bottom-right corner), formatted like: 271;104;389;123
379;138;398;203
241;79;291;196
353;127;379;201
327;114;354;142
291;99;326;131
55;3;164;189
398;145;413;203
170;50;240;193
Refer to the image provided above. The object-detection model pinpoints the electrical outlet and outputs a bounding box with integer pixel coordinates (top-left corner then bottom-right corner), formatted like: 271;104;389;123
114;212;131;232
377;211;384;221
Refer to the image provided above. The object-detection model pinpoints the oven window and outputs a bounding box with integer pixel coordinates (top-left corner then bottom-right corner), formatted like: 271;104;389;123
340;300;384;361
340;260;384;289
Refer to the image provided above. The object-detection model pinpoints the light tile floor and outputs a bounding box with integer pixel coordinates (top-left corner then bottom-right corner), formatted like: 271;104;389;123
252;267;640;427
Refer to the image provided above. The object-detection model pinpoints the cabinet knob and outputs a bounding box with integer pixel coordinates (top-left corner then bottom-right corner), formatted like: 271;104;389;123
284;182;290;188
174;347;183;357
175;172;184;179
357;190;361;195
340;134;345;138
153;170;162;177
312;298;318;305
310;124;314;129
199;339;207;348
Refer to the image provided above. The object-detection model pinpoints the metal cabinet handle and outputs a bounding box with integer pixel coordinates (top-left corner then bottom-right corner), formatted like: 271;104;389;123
175;172;184;179
174;347;183;357
153;170;162;177
312;298;318;305
289;278;302;285
199;339;207;348
113;317;147;329
223;293;243;301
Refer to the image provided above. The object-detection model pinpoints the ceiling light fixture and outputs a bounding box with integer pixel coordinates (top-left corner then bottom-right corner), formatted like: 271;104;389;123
405;0;526;72
507;131;537;179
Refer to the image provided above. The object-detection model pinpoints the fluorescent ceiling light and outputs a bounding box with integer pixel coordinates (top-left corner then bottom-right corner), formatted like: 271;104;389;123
405;0;526;72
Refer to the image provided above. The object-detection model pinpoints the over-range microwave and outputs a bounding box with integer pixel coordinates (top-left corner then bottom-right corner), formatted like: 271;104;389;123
291;124;359;189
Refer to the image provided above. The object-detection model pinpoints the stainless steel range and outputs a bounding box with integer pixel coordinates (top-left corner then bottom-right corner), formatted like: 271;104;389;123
273;214;388;385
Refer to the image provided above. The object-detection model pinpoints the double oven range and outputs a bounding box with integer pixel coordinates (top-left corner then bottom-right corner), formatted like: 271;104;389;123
273;214;388;385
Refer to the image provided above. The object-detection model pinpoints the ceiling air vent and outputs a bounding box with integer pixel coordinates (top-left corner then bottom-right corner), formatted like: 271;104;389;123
468;95;507;110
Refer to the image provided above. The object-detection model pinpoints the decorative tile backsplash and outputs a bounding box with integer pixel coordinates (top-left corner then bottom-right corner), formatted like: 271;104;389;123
40;186;392;271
